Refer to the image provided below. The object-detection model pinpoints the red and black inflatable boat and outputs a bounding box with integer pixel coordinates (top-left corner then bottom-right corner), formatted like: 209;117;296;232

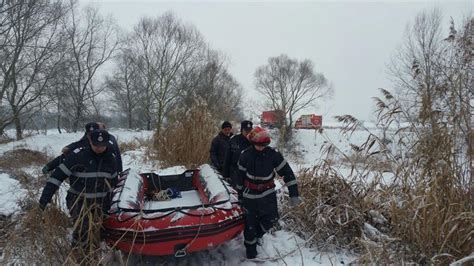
104;164;244;257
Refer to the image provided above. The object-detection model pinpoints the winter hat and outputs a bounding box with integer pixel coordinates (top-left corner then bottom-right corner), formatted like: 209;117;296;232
247;126;271;146
221;121;232;129
85;122;99;133
90;129;109;147
240;120;253;131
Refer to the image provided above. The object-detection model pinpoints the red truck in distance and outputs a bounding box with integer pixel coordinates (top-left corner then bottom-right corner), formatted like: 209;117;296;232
260;110;285;129
294;114;323;129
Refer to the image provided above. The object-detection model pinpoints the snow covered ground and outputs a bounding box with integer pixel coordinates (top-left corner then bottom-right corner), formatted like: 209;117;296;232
0;128;357;265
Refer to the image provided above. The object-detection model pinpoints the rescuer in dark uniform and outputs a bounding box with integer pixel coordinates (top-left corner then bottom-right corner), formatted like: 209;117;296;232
42;122;123;173
223;120;253;188
210;121;233;174
237;126;302;259
39;129;118;260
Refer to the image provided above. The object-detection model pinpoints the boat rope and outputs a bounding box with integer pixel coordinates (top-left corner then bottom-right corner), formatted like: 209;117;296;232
151;189;171;201
174;201;206;258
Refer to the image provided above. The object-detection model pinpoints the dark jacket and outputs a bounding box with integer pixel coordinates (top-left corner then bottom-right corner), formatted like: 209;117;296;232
45;133;122;172
108;134;122;172
45;137;88;171
39;146;118;209
223;134;251;180
237;146;299;199
210;132;232;172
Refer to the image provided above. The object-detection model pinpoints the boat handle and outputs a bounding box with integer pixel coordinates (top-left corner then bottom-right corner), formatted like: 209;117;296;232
174;249;187;258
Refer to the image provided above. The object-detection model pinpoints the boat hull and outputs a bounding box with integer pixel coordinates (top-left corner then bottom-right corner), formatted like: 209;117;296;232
105;215;244;256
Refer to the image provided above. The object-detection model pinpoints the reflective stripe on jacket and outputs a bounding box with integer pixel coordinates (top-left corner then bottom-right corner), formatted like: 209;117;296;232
237;146;299;199
39;146;118;207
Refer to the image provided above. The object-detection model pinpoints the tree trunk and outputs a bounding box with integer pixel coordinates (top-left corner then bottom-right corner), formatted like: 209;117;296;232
72;104;83;132
56;114;62;134
470;128;473;188
146;119;151;131
13;113;22;140
127;107;133;129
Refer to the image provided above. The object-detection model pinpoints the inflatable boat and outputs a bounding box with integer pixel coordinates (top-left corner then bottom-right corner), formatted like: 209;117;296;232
104;164;244;257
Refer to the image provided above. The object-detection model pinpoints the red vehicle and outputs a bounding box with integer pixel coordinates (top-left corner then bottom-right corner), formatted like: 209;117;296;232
294;114;322;129
260;110;285;128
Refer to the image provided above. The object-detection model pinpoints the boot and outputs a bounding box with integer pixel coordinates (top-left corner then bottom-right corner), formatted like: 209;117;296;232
246;245;257;259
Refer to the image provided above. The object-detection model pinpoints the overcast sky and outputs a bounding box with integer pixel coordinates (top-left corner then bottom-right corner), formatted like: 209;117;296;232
85;0;471;122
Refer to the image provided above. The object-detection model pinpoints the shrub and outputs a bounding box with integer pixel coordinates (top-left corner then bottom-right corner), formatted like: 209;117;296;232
153;99;215;168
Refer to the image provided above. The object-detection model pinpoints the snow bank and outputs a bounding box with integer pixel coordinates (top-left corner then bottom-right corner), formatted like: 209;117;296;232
0;173;28;216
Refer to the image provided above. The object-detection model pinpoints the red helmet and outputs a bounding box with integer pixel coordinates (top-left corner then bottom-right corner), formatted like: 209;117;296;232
247;126;271;146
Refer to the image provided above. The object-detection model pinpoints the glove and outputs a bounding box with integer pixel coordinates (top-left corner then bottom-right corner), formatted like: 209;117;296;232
289;197;302;207
41;165;50;174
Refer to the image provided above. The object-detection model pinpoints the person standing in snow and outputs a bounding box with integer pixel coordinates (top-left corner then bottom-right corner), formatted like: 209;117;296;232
42;122;123;174
223;120;253;188
210;121;233;174
38;129;118;260
236;126;301;259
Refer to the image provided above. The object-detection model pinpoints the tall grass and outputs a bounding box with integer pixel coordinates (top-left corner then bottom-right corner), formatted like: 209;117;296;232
153;100;216;168
283;88;473;264
5;190;123;265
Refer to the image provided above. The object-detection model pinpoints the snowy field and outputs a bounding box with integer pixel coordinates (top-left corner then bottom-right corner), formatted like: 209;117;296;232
0;128;358;265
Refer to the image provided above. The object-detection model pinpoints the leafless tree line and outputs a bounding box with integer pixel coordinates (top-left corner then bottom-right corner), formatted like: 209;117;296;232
0;0;121;137
105;13;243;132
1;0;66;138
1;2;244;139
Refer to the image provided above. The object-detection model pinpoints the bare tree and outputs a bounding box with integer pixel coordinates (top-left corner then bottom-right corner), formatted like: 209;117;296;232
389;10;446;126
0;0;66;139
58;4;119;132
129;13;204;132
255;54;331;138
179;49;243;122
389;11;472;186
105;46;142;129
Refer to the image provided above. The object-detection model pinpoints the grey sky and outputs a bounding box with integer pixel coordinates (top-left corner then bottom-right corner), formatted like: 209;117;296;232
87;0;471;122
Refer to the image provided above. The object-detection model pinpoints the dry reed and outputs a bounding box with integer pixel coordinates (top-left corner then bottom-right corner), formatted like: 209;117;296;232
283;87;473;264
153;100;216;168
